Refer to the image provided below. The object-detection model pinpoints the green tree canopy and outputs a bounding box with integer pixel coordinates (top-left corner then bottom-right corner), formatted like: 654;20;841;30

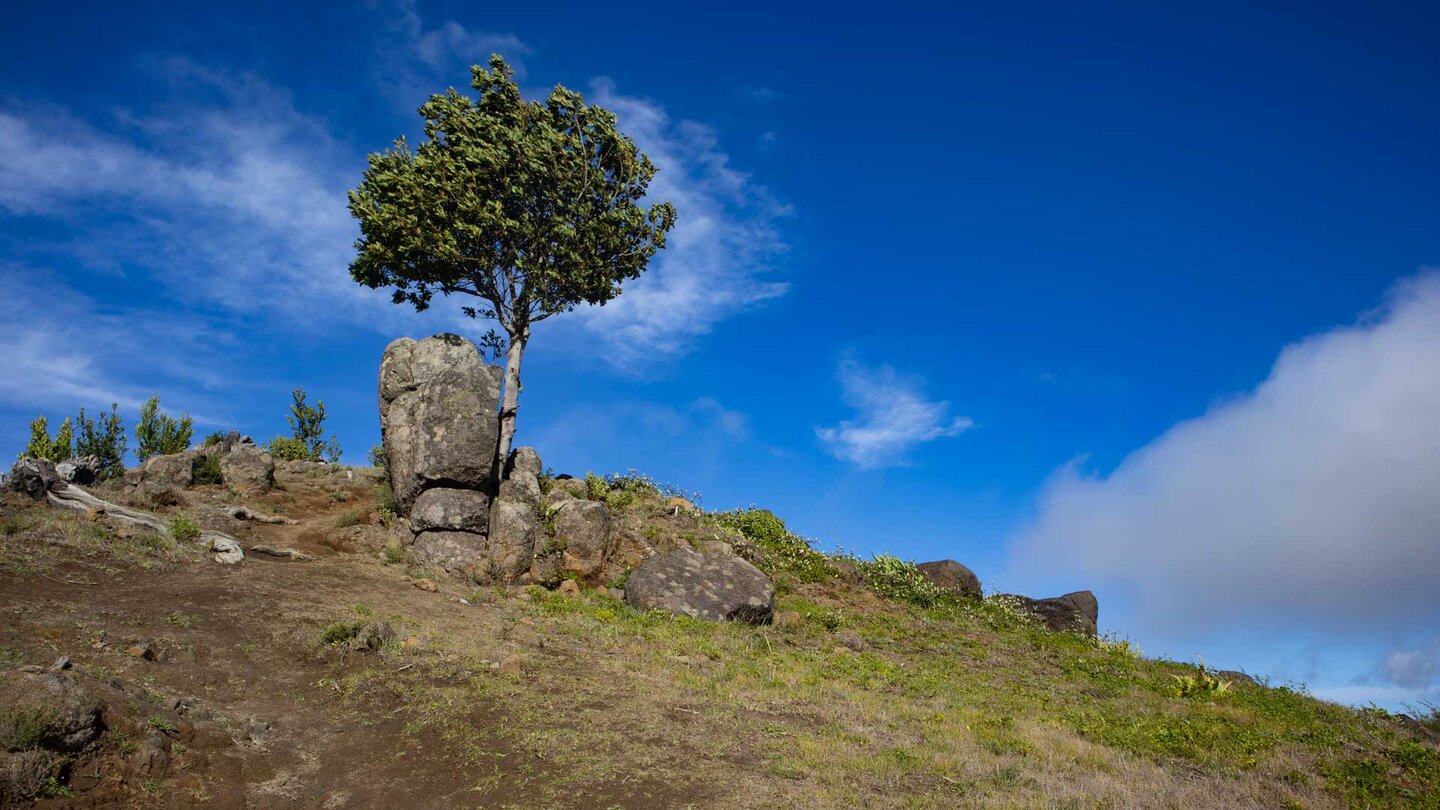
348;54;676;469
135;394;194;462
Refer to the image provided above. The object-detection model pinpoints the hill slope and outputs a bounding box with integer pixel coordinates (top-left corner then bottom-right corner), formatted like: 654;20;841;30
1;463;1437;808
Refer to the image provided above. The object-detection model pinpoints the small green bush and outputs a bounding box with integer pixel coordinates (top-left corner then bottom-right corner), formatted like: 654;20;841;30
22;416;73;463
267;435;309;461
335;509;363;528
584;472;607;501
856;554;945;607
320;620;363;645
713;508;835;583
191;453;223;485
368;444;388;474
168;515;200;543
202;431;226;447
75;403;127;480
0;707;59;749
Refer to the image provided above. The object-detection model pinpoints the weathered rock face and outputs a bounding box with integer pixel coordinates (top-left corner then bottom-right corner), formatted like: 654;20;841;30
551;498;612;581
1005;590;1098;637
218;445;274;492
412;530;486;574
497;446;544;501
410;487;491;534
487;498;540;582
625;547;775;625
378;334;504;512
916;560;982;598
133;451;196;490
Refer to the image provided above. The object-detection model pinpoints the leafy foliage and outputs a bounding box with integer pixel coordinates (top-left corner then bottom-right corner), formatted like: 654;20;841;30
267;436;309;461
74;403;127;480
22;416;72;463
348;54;676;466
1171;657;1233;698
713;508;836;583
191;453;223;486
368;444;388;475
167;515;200;543
285;388;341;463
855;554;947;607
135;395;193;462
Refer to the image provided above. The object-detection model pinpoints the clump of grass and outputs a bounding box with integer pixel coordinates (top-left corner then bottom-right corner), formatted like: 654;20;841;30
0;514;38;536
0;707;59;749
1172;657;1232;698
134;532;175;554
329;489;352;503
335;509;363;528
163;613;194;628
380;540;405;565
148;714;175;733
167;515;200;544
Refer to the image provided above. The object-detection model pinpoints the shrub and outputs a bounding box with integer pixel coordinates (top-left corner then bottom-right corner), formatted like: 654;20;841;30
168;515;200;544
202;431;226;447
191;453;223;485
713;508;835;582
267;435;309;461
368;444;388;475
74;404;127;480
320;620;362;645
335;509;363;528
135;395;193;462
285;388;341;463
584;472;607;501
1172;657;1233;698
22;416;73;463
857;554;945;607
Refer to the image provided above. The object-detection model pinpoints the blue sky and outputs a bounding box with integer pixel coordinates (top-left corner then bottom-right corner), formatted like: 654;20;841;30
2;1;1438;709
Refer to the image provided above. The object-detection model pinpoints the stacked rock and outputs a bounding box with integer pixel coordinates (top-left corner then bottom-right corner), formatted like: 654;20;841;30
378;334;505;576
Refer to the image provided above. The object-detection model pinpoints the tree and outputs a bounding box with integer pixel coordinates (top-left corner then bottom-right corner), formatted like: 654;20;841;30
22;416;73;463
348;55;676;471
278;387;341;463
75;403;128;480
135;394;194;462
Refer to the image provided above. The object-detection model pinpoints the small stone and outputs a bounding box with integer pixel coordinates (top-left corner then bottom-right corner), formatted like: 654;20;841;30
832;645;852;655
126;643;155;661
412;578;440;593
774;611;804;628
557;579;580;594
607;588;625;601
51;656;72;671
499;655;522;675
834;630;867;652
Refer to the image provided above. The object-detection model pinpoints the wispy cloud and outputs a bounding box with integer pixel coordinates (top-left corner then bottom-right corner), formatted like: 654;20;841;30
570;79;791;371
1383;638;1440;690
816;355;973;469
374;0;530;106
1010;271;1440;675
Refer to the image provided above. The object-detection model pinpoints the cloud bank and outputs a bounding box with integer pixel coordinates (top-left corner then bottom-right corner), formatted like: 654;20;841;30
817;356;973;469
1011;272;1440;691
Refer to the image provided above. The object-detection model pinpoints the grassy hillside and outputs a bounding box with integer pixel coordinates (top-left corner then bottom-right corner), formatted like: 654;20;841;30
1;463;1437;808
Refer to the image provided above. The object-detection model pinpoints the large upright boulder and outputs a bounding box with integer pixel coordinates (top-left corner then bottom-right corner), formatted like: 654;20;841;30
625;547;775;625
487;498;541;582
378;334;504;512
916;560;982;598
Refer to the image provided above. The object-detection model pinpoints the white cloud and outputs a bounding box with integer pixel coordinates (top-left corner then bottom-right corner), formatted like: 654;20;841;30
1010;272;1440;648
1384;638;1440;690
571;79;790;370
816;356;973;469
375;0;530;106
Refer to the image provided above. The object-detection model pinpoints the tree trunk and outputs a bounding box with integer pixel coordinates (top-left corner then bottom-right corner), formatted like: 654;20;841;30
495;329;528;480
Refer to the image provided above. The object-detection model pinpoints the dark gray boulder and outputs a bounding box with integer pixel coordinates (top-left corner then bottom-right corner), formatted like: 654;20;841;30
1004;590;1099;636
625;547;775;625
916;560;982;598
378;334;503;512
410;487;491;534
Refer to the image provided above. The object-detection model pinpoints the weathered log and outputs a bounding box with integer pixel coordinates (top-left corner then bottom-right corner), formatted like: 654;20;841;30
248;545;313;561
227;506;297;525
11;458;243;564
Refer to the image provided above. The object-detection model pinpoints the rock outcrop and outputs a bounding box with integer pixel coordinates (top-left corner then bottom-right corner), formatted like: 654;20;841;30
1004;590;1098;637
625;547;775;625
218;444;275;492
916;559;982;598
378;334;504;575
378;334;503;512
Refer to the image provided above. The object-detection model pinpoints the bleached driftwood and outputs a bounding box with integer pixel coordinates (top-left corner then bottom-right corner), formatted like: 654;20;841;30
249;545;313;561
12;458;244;564
228;505;297;525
